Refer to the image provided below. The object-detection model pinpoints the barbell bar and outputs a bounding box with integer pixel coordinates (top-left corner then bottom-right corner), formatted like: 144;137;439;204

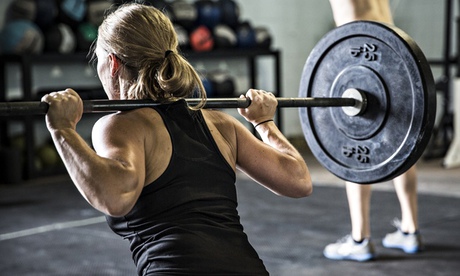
0;94;363;116
0;21;437;185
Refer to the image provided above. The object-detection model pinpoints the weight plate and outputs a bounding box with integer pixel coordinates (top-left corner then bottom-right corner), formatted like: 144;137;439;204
299;21;436;184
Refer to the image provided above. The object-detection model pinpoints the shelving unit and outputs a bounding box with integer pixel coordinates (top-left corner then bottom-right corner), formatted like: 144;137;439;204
0;49;282;180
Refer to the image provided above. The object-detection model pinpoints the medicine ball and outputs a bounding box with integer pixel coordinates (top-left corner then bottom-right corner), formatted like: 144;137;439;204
236;21;256;48
174;24;190;50
218;0;239;29
35;0;58;30
76;22;98;52
58;0;87;28
213;24;237;49
44;23;77;54
36;142;60;168
87;0;113;26
209;70;235;97
254;26;272;49
195;0;221;30
190;25;214;52
170;0;197;31
0;20;44;54
5;0;36;22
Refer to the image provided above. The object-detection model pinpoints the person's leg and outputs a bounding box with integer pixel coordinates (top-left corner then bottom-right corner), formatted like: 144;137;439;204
382;166;423;253
346;182;372;241
323;182;375;261
323;0;395;261
329;0;394;26
394;166;418;233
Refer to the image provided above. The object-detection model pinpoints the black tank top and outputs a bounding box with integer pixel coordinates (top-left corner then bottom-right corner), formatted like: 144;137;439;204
106;100;268;275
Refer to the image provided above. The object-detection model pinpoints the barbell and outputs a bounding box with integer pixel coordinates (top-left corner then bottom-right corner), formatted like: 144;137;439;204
0;21;436;184
0;95;362;115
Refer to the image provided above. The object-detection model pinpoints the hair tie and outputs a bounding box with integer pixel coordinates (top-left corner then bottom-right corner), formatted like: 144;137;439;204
164;50;173;58
254;119;274;129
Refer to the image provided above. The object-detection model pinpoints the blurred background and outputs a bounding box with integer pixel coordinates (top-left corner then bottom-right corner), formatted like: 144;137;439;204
0;0;454;181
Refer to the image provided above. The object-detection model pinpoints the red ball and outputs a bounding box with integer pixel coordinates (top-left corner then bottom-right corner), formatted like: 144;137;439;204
189;25;214;52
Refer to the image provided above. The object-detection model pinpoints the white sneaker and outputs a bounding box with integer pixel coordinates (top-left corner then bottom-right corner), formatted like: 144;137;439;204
323;234;375;261
382;219;423;254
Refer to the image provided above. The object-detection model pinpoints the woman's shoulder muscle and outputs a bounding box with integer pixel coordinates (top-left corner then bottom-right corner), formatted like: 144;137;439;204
93;108;171;185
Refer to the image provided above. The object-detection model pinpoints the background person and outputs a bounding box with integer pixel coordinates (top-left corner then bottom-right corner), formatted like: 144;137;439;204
323;0;423;262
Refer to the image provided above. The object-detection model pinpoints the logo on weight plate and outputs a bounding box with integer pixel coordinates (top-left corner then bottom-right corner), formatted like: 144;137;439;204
342;145;370;163
350;43;378;61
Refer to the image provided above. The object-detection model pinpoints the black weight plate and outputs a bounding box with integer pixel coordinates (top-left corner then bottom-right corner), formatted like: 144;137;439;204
299;21;436;184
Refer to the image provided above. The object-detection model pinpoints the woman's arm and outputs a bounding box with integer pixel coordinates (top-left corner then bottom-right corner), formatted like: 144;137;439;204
236;89;312;197
42;89;145;216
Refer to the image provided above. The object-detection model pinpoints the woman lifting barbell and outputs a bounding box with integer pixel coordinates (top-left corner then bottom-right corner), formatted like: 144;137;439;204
41;3;311;275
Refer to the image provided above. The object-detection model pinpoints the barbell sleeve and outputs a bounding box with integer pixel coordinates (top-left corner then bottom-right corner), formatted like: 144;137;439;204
0;97;358;116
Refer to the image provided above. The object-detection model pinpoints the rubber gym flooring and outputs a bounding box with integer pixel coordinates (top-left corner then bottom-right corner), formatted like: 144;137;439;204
1;153;460;275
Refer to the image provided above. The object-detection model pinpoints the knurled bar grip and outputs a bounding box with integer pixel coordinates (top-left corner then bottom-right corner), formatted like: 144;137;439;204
0;97;357;116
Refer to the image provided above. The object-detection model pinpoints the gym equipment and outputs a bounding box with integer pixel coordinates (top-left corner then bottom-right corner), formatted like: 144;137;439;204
35;0;58;30
86;0;114;27
254;26;272;49
195;0;221;30
171;0;198;31
190;25;214;52
36;143;60;168
236;21;256;48
218;0;240;29
44;23;77;54
209;70;236;97
58;0;87;28
0;20;44;54
5;0;36;22
0;21;436;184
213;24;237;48
299;21;435;183
174;24;190;49
0;97;359;114
75;22;98;52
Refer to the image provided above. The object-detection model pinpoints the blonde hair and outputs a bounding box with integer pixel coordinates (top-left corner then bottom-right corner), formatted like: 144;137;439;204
95;3;206;107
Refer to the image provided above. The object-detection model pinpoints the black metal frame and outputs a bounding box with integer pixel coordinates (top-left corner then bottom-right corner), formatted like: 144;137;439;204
0;49;282;179
424;0;458;159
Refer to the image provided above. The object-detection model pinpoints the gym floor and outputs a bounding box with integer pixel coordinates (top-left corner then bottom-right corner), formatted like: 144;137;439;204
1;143;459;276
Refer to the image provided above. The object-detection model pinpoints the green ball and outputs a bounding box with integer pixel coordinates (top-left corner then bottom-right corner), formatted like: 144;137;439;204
37;145;59;167
76;22;98;52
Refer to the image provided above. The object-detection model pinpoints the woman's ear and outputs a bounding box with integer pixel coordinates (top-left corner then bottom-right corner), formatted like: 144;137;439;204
108;53;121;77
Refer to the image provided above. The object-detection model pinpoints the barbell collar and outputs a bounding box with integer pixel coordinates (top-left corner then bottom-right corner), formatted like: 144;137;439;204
0;97;358;116
341;88;367;116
